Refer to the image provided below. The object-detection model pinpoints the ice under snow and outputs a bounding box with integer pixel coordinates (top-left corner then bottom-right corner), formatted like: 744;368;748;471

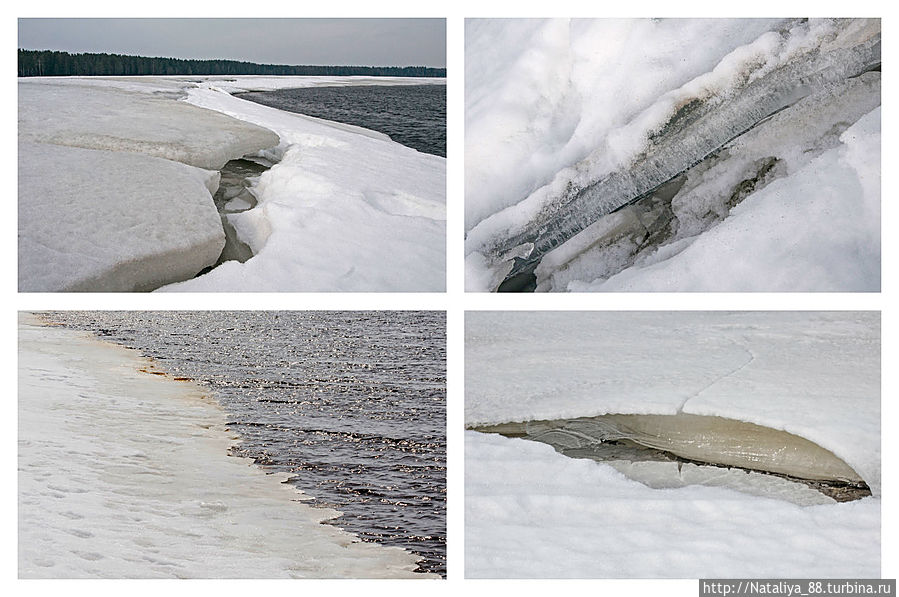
465;311;880;577
18;313;429;578
464;18;880;291
18;75;445;292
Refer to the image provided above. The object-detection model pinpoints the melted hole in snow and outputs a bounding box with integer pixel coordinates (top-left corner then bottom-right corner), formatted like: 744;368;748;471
473;413;870;505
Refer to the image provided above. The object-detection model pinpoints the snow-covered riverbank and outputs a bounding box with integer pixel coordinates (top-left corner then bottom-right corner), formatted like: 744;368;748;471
18;75;445;292
18;314;429;578
465;311;880;577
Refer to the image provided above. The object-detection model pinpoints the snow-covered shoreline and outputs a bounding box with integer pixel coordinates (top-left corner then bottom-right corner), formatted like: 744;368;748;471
18;313;430;578
22;74;444;94
186;74;446;94
162;79;446;292
18;75;446;292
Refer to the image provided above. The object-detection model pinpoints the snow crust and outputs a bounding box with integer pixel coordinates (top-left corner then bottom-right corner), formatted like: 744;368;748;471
466;431;880;578
18;142;225;292
18;314;427;578
158;85;446;292
465;311;880;494
464;19;880;291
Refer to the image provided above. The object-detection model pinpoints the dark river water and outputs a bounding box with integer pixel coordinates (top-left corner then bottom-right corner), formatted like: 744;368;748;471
48;311;446;576
236;84;446;157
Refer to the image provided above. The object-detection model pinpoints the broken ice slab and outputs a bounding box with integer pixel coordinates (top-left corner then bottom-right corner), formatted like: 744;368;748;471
18;80;279;171
18;142;226;292
17;79;282;292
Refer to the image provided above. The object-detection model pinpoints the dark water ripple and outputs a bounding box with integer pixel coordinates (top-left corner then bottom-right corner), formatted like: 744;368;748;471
237;85;446;157
49;311;446;576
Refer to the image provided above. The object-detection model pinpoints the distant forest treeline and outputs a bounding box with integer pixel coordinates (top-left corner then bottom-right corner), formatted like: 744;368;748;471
18;49;446;78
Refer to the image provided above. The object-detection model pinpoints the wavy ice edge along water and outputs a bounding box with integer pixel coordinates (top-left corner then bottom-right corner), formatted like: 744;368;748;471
18;75;446;292
18;313;430;578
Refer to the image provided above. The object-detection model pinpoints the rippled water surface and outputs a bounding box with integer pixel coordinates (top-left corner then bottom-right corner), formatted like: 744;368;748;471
50;311;446;576
237;85;446;157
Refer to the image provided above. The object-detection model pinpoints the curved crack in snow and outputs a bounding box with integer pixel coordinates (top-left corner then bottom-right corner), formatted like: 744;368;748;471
677;337;756;413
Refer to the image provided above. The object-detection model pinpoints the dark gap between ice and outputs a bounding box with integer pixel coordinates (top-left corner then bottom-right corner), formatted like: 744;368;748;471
195;158;271;277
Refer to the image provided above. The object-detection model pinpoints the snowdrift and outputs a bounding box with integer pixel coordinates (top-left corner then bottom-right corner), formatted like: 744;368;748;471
466;431;880;578
160;83;446;292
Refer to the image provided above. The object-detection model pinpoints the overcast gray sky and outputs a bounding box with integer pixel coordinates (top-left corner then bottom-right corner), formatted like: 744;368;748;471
18;18;446;67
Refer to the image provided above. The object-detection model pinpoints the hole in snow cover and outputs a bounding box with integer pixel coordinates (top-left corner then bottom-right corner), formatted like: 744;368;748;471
473;413;870;504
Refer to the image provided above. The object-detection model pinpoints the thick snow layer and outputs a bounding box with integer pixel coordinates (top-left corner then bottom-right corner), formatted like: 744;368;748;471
18;141;225;292
466;431;880;578
158;86;446;292
571;107;881;291
465;311;880;495
19;79;279;170
464;19;880;291
18;314;427;578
